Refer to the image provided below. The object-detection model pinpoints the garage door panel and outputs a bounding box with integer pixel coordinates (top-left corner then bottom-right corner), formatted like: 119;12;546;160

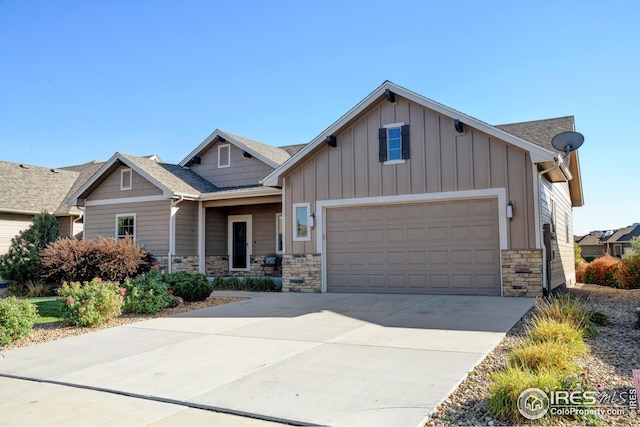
326;198;500;295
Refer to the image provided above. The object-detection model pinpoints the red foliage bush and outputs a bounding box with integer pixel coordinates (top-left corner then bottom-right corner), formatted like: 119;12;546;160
578;254;621;288
41;237;152;286
617;255;640;289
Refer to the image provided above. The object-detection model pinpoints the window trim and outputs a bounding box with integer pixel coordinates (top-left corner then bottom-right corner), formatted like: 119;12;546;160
383;122;406;165
292;203;311;241
120;168;132;191
218;144;231;168
115;213;136;240
276;213;284;254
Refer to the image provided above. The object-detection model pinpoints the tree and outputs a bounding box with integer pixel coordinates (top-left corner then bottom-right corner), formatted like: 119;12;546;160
0;212;60;295
574;242;586;268
631;236;640;255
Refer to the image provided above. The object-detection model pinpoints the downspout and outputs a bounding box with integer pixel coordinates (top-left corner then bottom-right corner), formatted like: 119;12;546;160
537;156;569;296
168;196;184;273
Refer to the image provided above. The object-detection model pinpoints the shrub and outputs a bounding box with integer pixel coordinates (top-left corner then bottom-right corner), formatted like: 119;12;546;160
508;341;579;372
526;319;588;355
0;297;39;346
122;267;172;314
0;213;60;296
162;272;212;302
534;293;599;339
211;276;277;292
574;242;586;268
488;367;562;421
579;254;621;288
617;254;640;289
58;279;124;327
41;237;151;286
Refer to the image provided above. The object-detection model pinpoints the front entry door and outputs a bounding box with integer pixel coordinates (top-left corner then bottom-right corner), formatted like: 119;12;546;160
228;215;252;271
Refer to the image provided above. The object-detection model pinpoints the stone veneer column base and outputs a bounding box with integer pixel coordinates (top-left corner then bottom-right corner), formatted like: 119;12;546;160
502;249;543;297
281;254;321;292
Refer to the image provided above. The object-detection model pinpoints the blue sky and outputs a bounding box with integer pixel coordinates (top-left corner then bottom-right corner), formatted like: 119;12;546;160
0;0;637;235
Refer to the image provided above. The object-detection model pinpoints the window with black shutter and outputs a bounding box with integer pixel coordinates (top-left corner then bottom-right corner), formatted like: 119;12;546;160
379;123;409;164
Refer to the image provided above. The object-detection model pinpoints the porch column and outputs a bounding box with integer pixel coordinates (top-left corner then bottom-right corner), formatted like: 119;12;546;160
198;201;205;274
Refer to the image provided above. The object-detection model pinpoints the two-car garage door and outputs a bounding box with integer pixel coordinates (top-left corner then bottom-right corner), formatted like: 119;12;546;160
325;198;501;296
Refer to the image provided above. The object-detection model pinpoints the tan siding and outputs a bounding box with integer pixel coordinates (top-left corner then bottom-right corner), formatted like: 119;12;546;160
175;201;198;255
0;213;33;255
541;179;575;288
85;200;170;256
189;142;274;188
57;216;72;238
87;166;163;201
282;95;538;252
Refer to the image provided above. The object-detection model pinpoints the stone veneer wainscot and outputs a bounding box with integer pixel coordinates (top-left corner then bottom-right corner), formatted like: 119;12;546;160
501;249;543;297
281;254;321;292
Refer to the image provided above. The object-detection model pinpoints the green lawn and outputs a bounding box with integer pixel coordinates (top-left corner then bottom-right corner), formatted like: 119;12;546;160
27;297;63;324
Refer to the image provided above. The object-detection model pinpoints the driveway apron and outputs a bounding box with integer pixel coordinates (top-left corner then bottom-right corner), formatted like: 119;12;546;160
0;293;533;426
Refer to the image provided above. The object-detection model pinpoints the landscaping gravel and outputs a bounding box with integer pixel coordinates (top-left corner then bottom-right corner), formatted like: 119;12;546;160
426;284;640;426
0;295;246;352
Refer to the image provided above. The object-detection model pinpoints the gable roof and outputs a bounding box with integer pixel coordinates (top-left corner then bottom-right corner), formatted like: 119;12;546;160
262;81;559;187
0;161;81;215
179;129;291;169
575;234;606;246
69;152;218;204
602;225;640;244
496;116;576;152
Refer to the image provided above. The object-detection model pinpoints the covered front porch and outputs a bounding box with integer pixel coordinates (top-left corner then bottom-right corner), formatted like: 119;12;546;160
163;186;283;278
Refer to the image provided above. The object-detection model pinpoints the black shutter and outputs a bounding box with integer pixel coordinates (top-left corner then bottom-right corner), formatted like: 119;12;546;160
378;128;387;162
401;125;410;159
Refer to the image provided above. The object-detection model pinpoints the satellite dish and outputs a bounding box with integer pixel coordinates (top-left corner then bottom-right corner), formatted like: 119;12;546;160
551;131;584;160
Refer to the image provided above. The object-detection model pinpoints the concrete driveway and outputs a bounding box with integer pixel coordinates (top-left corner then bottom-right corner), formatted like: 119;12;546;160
0;293;533;426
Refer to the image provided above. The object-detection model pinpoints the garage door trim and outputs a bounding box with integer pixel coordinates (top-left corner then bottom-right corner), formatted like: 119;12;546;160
316;188;508;294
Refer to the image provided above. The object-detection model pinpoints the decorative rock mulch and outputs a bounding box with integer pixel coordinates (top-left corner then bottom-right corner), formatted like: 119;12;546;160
425;284;640;426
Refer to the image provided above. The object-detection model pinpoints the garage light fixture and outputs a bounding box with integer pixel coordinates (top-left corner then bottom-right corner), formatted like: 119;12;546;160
507;201;515;221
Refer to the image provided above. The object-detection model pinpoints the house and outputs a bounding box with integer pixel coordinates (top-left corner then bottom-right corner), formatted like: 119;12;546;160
575;232;606;259
263;82;583;296
69;81;584;297
0;160;103;256
602;224;640;257
69;131;302;275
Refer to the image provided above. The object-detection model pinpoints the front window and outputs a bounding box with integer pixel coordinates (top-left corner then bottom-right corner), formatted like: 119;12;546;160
276;213;284;253
116;214;135;239
293;203;310;241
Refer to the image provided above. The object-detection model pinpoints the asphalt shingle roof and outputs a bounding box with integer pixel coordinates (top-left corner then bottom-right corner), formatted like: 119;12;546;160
495;116;575;152
0;161;80;214
221;131;291;165
602;225;640;244
118;153;219;196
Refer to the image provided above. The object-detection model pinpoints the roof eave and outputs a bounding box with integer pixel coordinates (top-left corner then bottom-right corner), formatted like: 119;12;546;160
263;81;557;185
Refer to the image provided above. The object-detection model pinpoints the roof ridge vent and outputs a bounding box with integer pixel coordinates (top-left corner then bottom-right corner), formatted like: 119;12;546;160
19;164;29;169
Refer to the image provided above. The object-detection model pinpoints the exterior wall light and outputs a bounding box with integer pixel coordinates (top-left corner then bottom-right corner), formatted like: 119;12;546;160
507;201;515;222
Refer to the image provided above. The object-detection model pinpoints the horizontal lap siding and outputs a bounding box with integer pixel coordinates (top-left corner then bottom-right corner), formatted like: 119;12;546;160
85;200;170;256
190;143;274;188
284;96;535;253
175;201;198;255
88;166;162;200
228;203;281;255
541;179;575;287
0;213;33;254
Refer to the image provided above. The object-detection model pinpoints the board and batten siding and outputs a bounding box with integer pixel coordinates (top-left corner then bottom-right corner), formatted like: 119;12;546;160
189;142;275;188
283;96;536;254
541;179;576;288
175;201;198;256
87;166;162;201
85;200;170;256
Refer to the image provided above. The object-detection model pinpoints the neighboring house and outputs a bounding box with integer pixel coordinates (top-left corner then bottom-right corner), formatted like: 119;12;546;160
0;160;103;255
602;224;640;257
575;232;606;259
68;81;584;297
263;81;583;296
69;131;302;275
